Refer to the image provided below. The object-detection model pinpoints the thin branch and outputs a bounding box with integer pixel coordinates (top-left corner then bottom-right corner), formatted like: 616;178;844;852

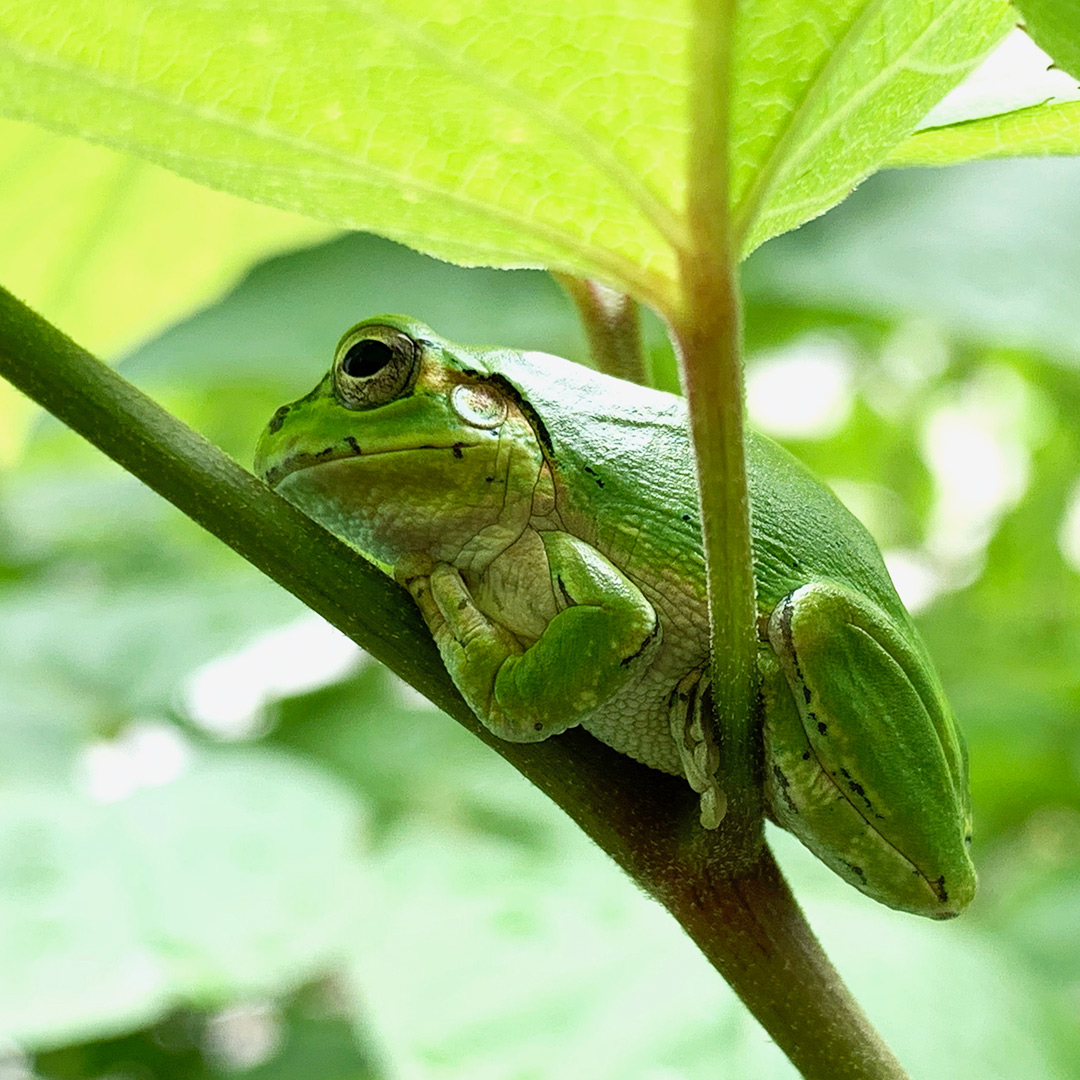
0;285;908;1079
552;273;651;386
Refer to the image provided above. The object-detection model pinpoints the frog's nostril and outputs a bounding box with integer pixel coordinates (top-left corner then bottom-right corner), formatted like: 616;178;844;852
267;404;290;434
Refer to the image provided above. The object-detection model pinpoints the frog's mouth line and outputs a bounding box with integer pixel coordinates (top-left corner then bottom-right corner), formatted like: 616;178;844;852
264;441;479;488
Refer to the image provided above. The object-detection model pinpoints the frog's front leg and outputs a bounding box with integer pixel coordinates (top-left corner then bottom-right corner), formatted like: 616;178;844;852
398;531;660;742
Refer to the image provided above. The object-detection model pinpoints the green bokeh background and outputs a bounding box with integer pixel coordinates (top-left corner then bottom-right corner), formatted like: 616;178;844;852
1;158;1078;1079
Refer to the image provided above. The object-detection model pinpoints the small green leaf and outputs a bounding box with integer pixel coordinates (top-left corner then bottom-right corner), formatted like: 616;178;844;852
887;99;1080;165
1014;0;1080;81
731;0;1014;255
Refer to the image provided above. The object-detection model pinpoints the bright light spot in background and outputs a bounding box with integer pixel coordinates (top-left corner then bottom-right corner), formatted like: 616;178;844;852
882;549;945;615
1059;478;1080;573
205;1003;282;1071
866;321;950;419
78;720;194;804
0;1048;32;1080
183;614;365;739
920;366;1033;574
746;337;855;439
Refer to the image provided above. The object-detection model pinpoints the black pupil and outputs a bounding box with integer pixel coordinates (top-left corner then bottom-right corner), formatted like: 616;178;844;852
342;338;394;378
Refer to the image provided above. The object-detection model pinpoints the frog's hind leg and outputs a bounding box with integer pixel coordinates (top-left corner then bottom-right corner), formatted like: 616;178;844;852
764;581;976;917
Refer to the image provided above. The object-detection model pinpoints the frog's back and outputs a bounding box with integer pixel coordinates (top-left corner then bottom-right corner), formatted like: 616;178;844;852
489;348;907;631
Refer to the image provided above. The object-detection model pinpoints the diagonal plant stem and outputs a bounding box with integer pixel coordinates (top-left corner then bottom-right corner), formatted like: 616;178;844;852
552;272;651;386
0;285;909;1080
674;0;761;853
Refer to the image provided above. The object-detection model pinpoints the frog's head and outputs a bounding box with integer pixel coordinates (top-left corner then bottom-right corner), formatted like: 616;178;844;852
254;316;549;569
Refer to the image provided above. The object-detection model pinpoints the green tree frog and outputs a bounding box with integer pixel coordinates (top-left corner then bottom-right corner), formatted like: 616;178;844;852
255;316;976;919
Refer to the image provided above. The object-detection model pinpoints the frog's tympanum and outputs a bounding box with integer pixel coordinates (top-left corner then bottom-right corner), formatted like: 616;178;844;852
255;316;976;918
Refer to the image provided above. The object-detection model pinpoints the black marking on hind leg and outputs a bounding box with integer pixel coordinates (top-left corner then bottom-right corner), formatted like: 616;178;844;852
620;616;660;667
772;764;798;814
555;575;574;607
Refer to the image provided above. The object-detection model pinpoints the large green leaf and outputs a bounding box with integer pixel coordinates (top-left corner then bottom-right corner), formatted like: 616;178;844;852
0;120;334;360
0;0;1013;309
0;118;333;466
0;752;366;1050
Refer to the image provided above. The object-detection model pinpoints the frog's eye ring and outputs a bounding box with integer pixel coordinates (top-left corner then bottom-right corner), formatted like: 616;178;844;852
333;325;419;409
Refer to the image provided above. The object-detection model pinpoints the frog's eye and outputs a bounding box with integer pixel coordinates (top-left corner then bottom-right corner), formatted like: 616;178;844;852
333;325;419;409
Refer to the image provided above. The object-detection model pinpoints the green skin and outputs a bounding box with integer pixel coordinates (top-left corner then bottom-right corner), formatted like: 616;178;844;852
255;316;976;919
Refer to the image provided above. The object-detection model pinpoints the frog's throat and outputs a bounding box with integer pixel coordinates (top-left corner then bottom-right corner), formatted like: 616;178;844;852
264;441;482;488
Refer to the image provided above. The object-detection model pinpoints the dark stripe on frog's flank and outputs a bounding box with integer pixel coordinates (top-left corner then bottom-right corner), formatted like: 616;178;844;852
466;371;556;460
555;574;574;607
775;597;808;692
839;767;874;811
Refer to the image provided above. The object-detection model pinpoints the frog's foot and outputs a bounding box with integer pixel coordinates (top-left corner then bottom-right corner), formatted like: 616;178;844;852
400;536;661;748
394;551;437;588
401;560;547;740
395;552;458;653
669;669;726;829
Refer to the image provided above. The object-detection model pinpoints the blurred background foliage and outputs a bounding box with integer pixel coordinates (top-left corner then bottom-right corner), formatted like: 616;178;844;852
0;147;1078;1079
